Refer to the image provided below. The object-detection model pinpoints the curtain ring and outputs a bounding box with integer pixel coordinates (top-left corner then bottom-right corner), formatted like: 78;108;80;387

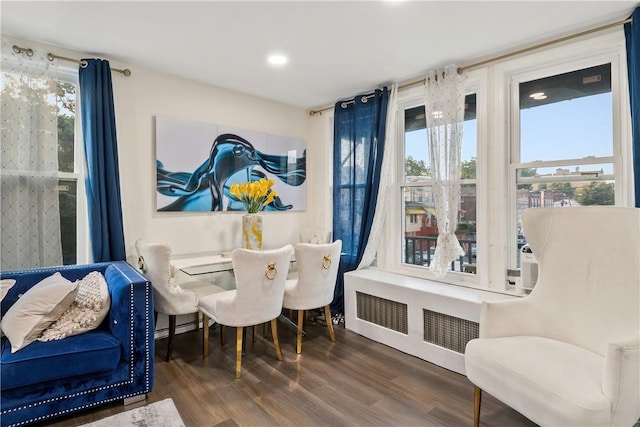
137;256;145;272
361;96;368;103
12;45;33;57
265;263;278;280
322;255;332;269
340;102;348;109
80;60;88;69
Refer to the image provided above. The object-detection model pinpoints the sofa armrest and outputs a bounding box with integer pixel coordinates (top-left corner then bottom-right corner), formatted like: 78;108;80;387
603;337;640;426
479;296;542;339
104;262;154;362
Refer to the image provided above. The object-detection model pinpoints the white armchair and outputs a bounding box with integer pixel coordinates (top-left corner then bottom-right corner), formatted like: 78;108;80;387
283;240;342;353
135;239;224;361
465;207;640;427
198;244;293;378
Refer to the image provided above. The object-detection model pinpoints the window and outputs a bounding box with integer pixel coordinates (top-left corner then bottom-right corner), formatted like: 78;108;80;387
509;62;620;270
400;94;478;276
1;63;85;269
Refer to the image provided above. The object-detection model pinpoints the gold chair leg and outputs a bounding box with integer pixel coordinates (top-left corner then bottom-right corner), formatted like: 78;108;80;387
271;318;283;361
236;327;243;379
202;314;210;357
324;305;336;342
296;309;304;354
220;324;225;346
194;312;200;329
253;325;257;343
474;386;482;427
263;322;268;338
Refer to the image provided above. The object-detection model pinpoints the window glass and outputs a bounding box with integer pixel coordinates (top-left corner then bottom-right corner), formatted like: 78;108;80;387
513;63;615;269
1;71;79;266
402;94;477;275
519;64;612;163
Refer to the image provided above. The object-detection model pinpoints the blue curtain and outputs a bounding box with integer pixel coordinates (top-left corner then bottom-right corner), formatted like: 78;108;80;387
331;88;389;315
625;8;640;207
79;59;126;261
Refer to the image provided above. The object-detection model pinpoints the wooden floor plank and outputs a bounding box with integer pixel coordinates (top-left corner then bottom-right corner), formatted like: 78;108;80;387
41;321;537;427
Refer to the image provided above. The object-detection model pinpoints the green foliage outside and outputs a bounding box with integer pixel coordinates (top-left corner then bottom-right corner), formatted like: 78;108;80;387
456;222;476;236
56;82;77;264
576;182;614;205
548;182;576;198
460;157;476;179
516;168;538;190
404;156;478;179
405;155;429;177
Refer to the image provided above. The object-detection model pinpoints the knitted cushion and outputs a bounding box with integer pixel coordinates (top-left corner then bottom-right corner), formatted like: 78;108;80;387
38;271;110;342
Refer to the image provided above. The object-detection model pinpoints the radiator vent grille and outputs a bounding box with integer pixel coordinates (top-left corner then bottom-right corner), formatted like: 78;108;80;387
423;309;479;354
356;292;408;334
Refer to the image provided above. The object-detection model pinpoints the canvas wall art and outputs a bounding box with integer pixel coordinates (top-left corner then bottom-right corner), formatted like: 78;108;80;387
155;116;307;212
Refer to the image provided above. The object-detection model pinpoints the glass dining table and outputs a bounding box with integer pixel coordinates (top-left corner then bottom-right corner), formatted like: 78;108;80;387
170;252;296;277
171;253;236;277
170;251;302;340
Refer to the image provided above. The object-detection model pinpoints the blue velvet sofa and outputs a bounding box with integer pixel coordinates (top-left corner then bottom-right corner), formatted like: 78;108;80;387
0;261;155;427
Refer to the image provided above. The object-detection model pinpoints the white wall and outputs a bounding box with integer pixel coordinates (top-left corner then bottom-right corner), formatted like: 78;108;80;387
3;35;337;264
111;64;318;261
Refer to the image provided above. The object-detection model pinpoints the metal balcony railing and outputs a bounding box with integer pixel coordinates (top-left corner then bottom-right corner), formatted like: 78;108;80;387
404;235;476;273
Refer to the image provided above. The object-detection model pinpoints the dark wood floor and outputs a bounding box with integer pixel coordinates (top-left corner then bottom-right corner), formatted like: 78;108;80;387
45;320;536;426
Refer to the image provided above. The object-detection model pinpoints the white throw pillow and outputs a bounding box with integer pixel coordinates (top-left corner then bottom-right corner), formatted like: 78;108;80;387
39;271;110;342
1;272;78;353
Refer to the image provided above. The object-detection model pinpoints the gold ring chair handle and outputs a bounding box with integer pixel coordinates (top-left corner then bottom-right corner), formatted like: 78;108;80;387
322;255;332;269
137;255;145;272
265;263;278;280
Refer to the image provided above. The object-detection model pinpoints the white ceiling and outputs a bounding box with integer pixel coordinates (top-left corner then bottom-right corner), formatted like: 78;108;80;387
1;1;637;109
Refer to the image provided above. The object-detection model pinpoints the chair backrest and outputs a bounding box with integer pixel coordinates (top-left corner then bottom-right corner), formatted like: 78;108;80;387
288;240;342;309
523;206;640;356
135;239;184;315
230;244;293;325
300;229;332;244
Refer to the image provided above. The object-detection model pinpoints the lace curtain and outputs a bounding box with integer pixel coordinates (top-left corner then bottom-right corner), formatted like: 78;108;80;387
424;65;466;276
358;83;397;269
1;37;63;270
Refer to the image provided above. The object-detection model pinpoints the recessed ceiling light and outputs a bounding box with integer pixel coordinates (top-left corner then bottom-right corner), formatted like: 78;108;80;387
268;54;288;66
529;92;547;100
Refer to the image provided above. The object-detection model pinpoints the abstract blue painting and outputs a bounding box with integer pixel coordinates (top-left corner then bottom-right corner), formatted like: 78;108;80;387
155;116;306;212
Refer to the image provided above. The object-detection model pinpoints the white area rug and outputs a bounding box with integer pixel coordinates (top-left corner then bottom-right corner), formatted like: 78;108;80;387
81;398;185;427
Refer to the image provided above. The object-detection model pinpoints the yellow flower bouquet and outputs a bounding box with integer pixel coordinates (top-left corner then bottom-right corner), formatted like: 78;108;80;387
230;178;278;213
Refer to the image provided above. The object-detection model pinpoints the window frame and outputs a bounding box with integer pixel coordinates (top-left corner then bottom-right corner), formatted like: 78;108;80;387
0;63;89;265
384;73;485;288
57;66;89;265
504;31;632;277
376;29;631;295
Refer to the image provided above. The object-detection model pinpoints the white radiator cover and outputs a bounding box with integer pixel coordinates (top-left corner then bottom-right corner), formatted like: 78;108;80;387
344;269;516;374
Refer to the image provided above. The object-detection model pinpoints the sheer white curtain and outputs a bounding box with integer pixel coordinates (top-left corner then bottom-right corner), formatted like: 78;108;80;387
1;37;63;270
358;83;397;269
424;65;466;276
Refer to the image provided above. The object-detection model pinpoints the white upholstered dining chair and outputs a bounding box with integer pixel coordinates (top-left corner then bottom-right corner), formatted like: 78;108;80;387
465;206;640;427
198;244;293;378
135;239;224;361
283;240;342;354
300;229;332;245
